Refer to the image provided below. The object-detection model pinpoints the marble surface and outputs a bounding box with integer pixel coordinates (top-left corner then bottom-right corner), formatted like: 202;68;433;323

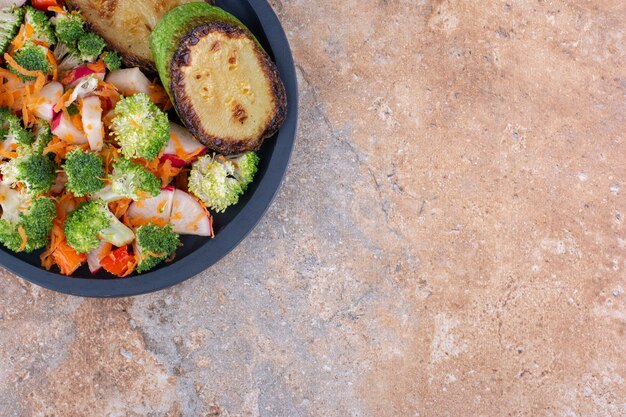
1;0;625;415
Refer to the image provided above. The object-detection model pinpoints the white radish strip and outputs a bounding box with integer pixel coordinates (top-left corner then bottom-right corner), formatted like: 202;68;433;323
105;68;152;96
170;189;212;236
32;81;63;122
81;96;104;151
66;65;106;88
51;112;87;144
64;76;99;107
126;188;175;226
161;123;206;166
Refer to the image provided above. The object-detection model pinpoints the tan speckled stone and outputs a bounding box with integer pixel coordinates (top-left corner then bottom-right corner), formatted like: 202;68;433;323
0;0;624;415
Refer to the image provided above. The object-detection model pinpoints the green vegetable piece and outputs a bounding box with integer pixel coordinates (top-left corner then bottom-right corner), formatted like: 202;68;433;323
110;93;169;161
32;121;52;154
0;6;25;55
135;223;180;273
0;189;55;253
0;108;33;146
0;151;56;196
93;157;161;202
63;148;105;197
102;50;121;72
53;11;85;48
188;152;259;213
64;200;134;253
77;31;105;62
24;6;56;46
9;42;51;81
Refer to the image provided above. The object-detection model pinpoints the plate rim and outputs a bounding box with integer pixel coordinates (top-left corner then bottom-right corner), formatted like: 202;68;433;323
0;0;298;298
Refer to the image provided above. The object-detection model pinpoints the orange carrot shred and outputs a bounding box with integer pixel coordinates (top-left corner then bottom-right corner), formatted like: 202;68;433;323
17;226;28;252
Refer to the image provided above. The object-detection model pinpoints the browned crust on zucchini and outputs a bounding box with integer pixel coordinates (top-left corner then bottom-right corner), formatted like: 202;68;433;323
170;22;287;155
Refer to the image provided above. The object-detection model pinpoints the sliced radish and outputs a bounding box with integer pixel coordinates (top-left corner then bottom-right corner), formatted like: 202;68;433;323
33;81;63;122
126;188;175;227
170;189;213;236
87;240;113;274
63;65;106;88
64;76;99;108
51;112;87;144
105;68;151;97
81;96;103;151
161;123;207;167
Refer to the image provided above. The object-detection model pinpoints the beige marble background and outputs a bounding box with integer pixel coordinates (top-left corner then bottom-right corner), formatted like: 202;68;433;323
1;0;625;415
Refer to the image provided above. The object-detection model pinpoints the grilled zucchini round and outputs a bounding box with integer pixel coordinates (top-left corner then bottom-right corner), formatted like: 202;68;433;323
162;15;286;154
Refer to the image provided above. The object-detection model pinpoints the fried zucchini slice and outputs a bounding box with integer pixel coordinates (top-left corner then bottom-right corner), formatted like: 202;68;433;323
66;0;213;71
169;22;286;154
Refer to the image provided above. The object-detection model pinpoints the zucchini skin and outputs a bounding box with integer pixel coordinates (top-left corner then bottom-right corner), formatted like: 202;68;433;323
170;22;287;155
150;2;257;98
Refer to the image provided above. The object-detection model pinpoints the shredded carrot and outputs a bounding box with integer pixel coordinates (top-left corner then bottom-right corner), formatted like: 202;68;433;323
17;226;27;251
54;88;73;112
48;6;66;14
41;195;89;274
87;60;106;74
148;83;172;111
0;149;18;159
10;25;27;50
109;198;132;219
43;135;85;162
101;145;120;173
52;240;86;275
46;49;58;80
70;113;83;131
157;159;182;187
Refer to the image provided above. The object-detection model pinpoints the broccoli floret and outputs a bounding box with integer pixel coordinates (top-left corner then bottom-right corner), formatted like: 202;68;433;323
0;109;9;142
52;11;88;71
93;157;161;202
64;200;134;253
9;42;51;81
110;93;169;160
24;6;56;46
102;50;121;72
188;152;259;213
53;11;84;48
77;32;105;62
62;148;105;197
32;121;52;153
134;223;180;273
0;184;55;252
0;151;56;196
0;107;33;147
52;41;82;72
228;152;260;190
0;7;24;55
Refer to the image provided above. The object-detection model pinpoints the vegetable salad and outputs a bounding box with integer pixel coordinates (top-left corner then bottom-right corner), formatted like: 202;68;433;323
0;1;259;277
